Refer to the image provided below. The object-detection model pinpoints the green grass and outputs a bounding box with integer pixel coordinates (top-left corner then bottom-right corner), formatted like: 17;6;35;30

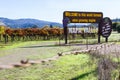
0;41;43;57
0;41;41;50
112;57;120;63
0;54;98;80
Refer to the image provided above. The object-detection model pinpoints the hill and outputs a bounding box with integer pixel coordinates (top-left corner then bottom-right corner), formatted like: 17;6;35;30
0;17;62;28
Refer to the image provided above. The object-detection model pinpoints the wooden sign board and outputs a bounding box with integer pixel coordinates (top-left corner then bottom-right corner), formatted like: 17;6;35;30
63;11;103;23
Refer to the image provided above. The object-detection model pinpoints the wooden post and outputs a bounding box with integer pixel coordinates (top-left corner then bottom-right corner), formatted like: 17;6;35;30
64;26;68;44
105;37;108;42
63;17;69;44
98;22;101;43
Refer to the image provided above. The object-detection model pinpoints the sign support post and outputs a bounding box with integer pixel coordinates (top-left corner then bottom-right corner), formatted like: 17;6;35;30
98;34;101;43
98;21;101;43
64;26;68;44
105;37;108;42
63;17;70;44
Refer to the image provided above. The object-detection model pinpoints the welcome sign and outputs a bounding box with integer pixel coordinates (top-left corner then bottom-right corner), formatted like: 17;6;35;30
63;11;112;44
63;11;103;23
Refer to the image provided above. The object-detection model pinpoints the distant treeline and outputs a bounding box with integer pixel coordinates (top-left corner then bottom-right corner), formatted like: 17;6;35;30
112;18;120;23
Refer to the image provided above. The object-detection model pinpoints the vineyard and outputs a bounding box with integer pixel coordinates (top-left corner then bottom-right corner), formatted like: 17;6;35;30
0;27;63;43
0;26;98;44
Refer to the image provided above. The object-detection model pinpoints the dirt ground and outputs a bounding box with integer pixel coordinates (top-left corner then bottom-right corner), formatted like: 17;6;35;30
0;42;119;65
0;42;84;65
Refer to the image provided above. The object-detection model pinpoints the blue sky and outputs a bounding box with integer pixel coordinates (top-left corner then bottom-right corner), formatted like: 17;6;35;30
0;0;119;23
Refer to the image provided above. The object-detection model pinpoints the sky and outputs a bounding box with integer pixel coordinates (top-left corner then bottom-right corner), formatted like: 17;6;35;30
0;0;119;23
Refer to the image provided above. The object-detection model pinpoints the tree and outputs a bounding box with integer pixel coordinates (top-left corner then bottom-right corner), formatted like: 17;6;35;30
116;24;120;33
112;22;118;31
32;25;38;28
50;24;53;28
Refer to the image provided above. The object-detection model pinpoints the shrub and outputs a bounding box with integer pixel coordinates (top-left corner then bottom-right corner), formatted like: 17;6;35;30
116;24;120;33
112;22;118;31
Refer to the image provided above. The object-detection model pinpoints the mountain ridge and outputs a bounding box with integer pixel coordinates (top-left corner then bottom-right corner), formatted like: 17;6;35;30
0;17;62;28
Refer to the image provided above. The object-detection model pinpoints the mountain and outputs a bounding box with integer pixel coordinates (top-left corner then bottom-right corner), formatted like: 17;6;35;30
0;17;62;28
